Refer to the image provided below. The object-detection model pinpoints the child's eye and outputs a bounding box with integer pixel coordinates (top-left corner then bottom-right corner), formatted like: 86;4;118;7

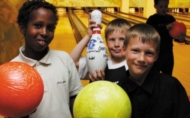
132;49;139;53
109;38;115;42
47;26;55;32
146;51;154;56
34;24;42;28
119;38;124;42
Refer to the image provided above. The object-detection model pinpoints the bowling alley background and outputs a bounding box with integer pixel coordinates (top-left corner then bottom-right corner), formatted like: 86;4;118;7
1;0;190;64
0;0;26;65
0;0;190;117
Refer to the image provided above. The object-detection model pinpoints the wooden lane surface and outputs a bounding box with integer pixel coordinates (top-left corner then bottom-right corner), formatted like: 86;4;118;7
49;11;76;53
115;12;190;37
51;10;89;87
173;41;190;96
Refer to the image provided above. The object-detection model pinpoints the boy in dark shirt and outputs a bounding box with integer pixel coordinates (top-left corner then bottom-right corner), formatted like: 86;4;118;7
146;0;177;75
121;23;190;118
70;18;131;83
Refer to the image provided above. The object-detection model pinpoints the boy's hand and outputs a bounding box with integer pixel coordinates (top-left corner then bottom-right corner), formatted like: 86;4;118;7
174;32;186;42
86;19;96;37
89;70;105;82
166;23;173;31
86;13;102;38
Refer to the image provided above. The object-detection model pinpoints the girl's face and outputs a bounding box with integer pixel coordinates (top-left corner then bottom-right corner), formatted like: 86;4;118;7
21;7;56;53
106;30;126;62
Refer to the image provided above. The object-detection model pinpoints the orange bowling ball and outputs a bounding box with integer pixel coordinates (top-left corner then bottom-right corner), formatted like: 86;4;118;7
169;21;186;41
0;62;44;117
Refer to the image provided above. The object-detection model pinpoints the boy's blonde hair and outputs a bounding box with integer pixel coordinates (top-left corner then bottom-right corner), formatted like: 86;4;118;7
105;18;131;39
124;24;160;52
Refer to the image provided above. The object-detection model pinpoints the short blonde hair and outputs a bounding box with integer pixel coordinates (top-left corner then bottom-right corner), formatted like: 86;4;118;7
105;18;131;39
124;24;160;52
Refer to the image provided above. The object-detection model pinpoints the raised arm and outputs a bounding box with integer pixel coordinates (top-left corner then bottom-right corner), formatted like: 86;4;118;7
70;19;96;70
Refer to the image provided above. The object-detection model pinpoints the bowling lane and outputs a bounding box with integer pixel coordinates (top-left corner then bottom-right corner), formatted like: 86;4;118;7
169;12;190;19
126;12;190;27
112;12;190;38
172;15;190;22
102;13;115;22
128;12;190;29
50;9;89;86
72;10;88;56
115;12;145;23
129;12;190;21
49;8;77;53
173;42;190;96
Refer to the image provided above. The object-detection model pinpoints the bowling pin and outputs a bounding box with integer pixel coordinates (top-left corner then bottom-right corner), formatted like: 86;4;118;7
86;10;108;73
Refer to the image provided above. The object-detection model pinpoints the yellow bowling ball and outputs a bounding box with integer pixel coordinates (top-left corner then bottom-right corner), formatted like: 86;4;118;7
73;81;131;118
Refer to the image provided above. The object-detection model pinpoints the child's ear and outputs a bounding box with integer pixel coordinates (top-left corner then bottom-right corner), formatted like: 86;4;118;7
154;51;159;62
122;45;126;56
19;24;25;34
154;5;157;9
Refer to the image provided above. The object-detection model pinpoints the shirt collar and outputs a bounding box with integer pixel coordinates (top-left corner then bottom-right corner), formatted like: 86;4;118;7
126;69;158;94
107;57;128;70
19;46;52;67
